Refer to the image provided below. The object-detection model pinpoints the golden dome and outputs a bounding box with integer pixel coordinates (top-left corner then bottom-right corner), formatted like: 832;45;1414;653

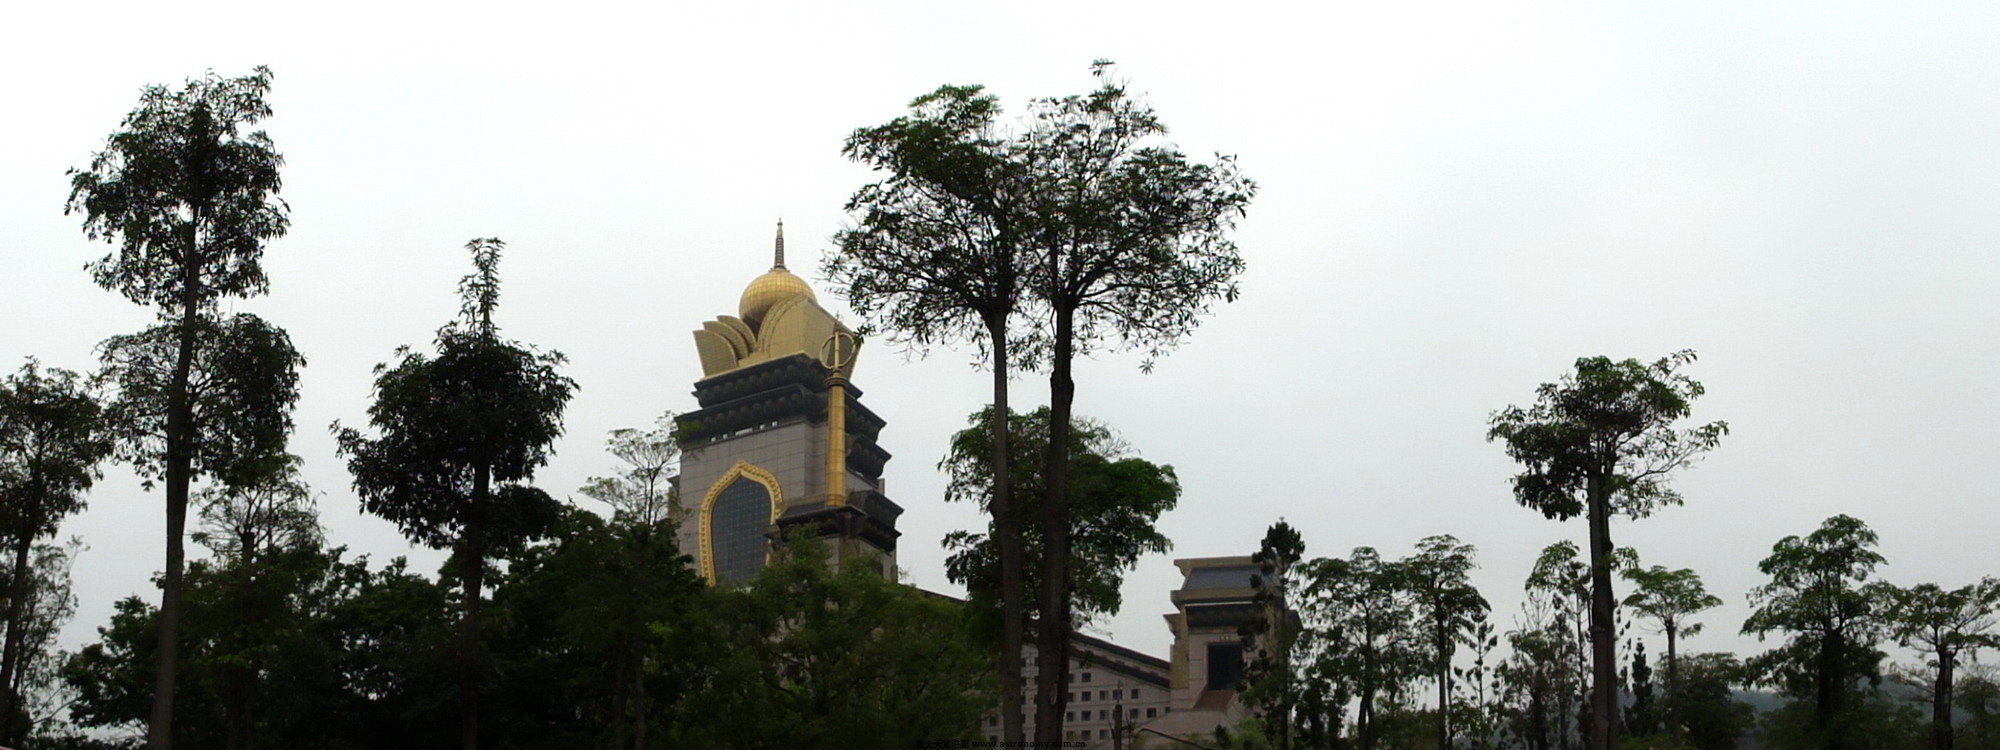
739;267;816;327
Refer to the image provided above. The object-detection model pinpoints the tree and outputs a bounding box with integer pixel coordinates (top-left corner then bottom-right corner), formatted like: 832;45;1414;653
1622;563;1724;730
1015;61;1254;745
1239;521;1308;750
1666;653;1755;750
1404;534;1490;749
1742;514;1891;750
483;508;707;749
940;406;1177;625
828;83;1039;743
1488;350;1727;750
1626;641;1659;737
1958;664;2000;750
67;66;290;748
701;531;996;748
64;548;461;749
578;412;679;529
334;238;576;749
191;453;318;565
575;415;694;749
0;539;84;745
0;361;112;743
1301;547;1424;750
185;454;321;750
1883;578;2000;750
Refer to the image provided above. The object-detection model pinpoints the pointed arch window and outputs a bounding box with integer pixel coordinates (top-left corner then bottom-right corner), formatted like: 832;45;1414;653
698;461;783;584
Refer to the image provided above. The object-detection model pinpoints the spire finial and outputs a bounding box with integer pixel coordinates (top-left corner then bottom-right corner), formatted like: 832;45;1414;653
774;219;786;269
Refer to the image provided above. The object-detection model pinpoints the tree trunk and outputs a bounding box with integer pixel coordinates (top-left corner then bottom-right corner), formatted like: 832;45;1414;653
0;535;32;745
611;653;628;749
987;317;1026;744
1358;683;1376;750
1438;634;1453;750
634;646;648;750
1933;649;1954;750
1033;306;1076;747
1664;624;1679;738
1819;630;1843;750
149;251;203;750
1585;474;1618;750
460;466;490;750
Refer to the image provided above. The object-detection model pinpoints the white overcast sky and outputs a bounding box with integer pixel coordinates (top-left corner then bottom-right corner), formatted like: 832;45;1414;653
3;0;1997;664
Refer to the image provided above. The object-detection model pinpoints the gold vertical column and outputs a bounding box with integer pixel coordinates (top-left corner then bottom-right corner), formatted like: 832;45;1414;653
821;331;859;507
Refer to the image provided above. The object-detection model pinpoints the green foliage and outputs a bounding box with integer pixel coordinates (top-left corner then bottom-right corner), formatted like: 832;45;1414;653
1884;578;2000;664
0;540;82;745
1014;62;1255;366
0;362;112;542
829;83;1037;367
1664;653;1755;750
191;453;318;563
1299;547;1426;750
831;78;1044;742
334;238;575;553
64;548;456;749
940;406;1178;625
1882;576;2000;749
67;65;297;745
67;66;288;314
1406;535;1490;748
333;238;574;745
1757;687;1922;750
483;508;707;748
1627;641;1658;736
1623;566;1723;644
1959;664;2000;750
1497;598;1586;750
0;362;112;743
96;314;303;491
1239;521;1309;749
1487;351;1727;522
578;412;681;529
697;531;996;749
1742;515;1890;749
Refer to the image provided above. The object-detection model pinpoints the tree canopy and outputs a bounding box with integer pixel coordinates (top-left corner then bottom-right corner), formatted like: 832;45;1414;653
940;406;1178;625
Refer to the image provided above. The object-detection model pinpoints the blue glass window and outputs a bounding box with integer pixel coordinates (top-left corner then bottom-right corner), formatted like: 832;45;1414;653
710;477;774;584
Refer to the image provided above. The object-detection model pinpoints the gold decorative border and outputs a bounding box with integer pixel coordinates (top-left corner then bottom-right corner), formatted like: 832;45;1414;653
696;459;784;585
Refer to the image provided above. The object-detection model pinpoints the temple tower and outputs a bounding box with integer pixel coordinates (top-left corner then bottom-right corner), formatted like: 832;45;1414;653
675;223;902;584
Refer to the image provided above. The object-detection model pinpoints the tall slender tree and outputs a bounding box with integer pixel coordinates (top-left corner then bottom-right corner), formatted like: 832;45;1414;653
1404;535;1490;749
827;85;1039;741
577;413;685;749
335;238;576;749
1016;62;1253;744
1883;577;2000;750
67;66;290;748
0;362;112;744
1488;351;1727;750
1240;521;1308;750
1621;563;1723;727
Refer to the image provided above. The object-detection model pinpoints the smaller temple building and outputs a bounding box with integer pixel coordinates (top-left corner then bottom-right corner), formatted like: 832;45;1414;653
987;556;1267;747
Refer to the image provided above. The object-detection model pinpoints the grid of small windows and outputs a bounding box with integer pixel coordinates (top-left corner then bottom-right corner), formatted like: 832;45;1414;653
710;477;773;584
